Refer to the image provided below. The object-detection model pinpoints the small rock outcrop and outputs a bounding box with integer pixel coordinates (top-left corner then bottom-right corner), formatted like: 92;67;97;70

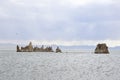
44;46;54;52
94;43;109;54
56;47;62;53
16;45;21;52
28;42;33;52
20;42;33;52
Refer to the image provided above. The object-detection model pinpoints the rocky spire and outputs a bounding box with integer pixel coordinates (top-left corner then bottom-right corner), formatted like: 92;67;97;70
16;45;21;52
28;42;33;52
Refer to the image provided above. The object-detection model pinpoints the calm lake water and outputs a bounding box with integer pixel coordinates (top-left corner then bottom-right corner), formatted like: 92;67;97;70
0;48;120;80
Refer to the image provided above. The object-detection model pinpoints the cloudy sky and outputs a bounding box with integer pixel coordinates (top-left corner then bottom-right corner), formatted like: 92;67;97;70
0;0;120;47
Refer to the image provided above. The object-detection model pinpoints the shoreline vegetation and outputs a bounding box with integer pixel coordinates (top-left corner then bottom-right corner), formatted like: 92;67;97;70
17;42;109;54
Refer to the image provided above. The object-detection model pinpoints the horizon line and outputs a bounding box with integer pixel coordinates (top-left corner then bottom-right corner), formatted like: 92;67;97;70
0;39;120;47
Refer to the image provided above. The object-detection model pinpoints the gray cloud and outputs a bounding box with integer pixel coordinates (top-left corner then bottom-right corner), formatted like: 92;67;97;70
0;0;120;41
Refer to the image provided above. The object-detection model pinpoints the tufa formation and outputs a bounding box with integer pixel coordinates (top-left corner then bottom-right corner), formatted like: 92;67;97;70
56;46;62;53
94;43;109;54
17;42;62;53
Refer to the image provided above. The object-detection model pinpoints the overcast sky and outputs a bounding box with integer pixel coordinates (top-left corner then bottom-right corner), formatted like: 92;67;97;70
0;0;120;46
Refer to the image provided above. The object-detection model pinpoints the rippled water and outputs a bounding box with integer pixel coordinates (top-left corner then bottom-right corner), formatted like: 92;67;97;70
0;49;120;80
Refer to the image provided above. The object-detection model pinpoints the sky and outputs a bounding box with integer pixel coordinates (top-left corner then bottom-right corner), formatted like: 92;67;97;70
0;0;120;47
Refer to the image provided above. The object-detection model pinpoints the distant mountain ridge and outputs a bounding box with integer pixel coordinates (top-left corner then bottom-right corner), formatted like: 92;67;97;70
0;43;119;50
